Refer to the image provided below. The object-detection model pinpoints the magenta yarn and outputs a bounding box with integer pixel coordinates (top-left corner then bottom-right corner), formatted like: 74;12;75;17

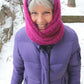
23;0;64;45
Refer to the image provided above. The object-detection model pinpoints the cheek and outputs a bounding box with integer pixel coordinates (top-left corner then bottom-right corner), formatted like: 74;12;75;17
31;17;34;22
31;15;36;22
46;15;53;23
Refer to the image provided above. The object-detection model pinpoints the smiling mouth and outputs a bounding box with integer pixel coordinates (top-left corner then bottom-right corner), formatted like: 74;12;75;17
35;24;48;31
37;24;48;28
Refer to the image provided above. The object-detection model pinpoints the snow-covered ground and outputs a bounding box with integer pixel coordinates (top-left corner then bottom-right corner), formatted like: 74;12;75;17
0;0;84;84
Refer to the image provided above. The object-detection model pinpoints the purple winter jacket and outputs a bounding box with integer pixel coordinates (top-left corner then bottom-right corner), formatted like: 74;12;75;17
11;25;81;84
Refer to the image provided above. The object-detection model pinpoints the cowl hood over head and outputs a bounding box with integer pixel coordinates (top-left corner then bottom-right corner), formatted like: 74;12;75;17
23;0;64;45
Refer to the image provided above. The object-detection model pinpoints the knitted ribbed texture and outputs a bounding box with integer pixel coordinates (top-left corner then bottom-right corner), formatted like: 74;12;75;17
23;0;64;45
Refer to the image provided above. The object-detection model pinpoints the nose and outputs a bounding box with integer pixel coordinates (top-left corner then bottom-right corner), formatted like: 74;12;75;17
37;14;45;24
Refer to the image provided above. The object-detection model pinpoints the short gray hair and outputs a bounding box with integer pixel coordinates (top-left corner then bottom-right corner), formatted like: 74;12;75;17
28;0;54;12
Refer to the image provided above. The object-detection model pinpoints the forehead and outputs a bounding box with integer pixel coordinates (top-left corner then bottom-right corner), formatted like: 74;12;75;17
32;5;52;12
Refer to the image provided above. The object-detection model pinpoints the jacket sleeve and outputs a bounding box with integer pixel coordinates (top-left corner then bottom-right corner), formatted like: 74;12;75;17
68;32;81;84
11;34;24;84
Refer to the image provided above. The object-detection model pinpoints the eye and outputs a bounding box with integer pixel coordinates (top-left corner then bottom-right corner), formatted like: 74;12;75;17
31;12;37;15
44;11;51;14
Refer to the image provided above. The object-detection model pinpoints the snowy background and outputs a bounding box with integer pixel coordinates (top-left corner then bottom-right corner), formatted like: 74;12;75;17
0;0;84;84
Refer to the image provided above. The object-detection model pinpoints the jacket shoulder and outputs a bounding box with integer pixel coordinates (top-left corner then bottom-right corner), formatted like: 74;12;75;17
14;27;29;42
64;25;78;41
64;25;80;53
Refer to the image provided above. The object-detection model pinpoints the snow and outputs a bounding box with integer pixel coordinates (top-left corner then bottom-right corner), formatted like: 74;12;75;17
2;17;12;28
0;0;84;84
0;0;4;11
61;0;84;16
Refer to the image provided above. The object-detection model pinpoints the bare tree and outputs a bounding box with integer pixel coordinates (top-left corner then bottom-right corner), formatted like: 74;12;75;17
67;0;76;7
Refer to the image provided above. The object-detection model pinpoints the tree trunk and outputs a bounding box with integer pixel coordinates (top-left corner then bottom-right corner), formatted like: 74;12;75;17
67;0;76;7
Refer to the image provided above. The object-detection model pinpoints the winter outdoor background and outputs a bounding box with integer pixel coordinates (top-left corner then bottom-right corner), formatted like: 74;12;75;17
0;0;84;84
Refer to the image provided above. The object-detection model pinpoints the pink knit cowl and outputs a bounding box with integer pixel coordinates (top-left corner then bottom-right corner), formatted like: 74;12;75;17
23;0;64;45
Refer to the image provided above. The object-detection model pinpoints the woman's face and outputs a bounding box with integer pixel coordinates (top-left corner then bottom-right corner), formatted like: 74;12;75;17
30;5;53;32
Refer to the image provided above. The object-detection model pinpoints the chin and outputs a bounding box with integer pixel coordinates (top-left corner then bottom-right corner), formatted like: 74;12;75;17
39;29;45;32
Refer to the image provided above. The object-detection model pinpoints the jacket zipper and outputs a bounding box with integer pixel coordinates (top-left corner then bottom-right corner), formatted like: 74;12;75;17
40;45;52;84
47;45;52;84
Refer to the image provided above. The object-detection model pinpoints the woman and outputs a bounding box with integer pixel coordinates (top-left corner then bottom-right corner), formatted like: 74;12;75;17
11;0;81;84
